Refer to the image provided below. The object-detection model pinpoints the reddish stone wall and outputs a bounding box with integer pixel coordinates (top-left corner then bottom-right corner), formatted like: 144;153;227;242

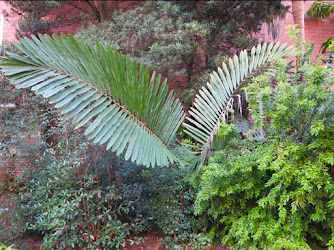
47;2;96;37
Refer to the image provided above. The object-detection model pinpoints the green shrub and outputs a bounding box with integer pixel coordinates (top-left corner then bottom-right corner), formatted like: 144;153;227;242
3;121;137;249
2;115;210;249
147;168;211;249
75;2;209;78
194;41;334;249
0;74;51;242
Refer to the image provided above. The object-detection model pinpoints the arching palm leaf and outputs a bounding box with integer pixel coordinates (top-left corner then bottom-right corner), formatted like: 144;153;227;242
1;34;185;167
184;42;295;163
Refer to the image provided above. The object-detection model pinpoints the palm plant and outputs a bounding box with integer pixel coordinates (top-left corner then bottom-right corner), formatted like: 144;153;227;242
0;34;294;167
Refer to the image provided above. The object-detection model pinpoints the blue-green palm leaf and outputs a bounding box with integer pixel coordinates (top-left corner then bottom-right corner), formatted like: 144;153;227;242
1;33;185;167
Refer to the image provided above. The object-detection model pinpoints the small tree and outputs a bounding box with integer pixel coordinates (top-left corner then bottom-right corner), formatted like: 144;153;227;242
75;2;210;84
172;1;288;57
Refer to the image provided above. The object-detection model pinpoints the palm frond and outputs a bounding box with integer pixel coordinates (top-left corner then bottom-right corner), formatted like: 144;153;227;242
1;34;185;167
184;42;295;163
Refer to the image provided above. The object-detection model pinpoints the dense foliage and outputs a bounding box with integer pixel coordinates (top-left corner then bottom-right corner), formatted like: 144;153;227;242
194;37;334;249
1;117;210;249
9;127;144;249
0;39;207;248
306;0;334;18
75;1;287;104
172;1;287;55
75;1;210;104
1;1;334;248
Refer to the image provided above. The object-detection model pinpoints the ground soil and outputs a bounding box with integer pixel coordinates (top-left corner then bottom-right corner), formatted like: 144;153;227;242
5;234;230;250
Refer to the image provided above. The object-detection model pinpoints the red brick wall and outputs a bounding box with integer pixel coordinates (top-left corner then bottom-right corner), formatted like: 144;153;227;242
258;1;334;55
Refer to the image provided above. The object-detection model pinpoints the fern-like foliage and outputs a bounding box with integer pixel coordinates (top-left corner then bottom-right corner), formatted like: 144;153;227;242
1;34;185;167
183;42;295;163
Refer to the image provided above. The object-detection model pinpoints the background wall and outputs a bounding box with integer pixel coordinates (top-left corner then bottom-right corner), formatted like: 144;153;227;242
258;1;334;55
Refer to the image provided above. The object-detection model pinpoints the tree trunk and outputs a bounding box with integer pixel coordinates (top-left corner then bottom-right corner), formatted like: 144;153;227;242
186;57;194;85
292;0;305;41
99;1;117;21
85;0;101;22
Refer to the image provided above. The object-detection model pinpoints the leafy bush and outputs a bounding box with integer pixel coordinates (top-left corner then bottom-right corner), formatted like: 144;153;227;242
0;73;50;241
147;169;211;249
1;113;210;248
75;2;209;78
3;120;139;249
306;0;334;18
194;41;334;249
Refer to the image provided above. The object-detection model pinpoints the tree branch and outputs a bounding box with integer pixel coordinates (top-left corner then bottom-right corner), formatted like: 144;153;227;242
84;0;101;22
